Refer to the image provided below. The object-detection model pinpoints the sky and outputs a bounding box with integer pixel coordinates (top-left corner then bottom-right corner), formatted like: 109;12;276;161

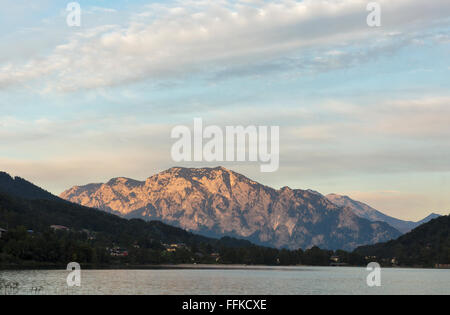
0;0;449;221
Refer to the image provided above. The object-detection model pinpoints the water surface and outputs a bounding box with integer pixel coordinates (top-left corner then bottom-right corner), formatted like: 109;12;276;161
1;266;449;295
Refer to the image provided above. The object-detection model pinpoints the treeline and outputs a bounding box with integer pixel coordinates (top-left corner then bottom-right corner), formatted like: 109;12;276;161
1;190;449;268
0;227;109;265
217;246;365;266
0;192;368;267
355;214;450;267
0;192;248;267
0;172;58;201
0;225;369;267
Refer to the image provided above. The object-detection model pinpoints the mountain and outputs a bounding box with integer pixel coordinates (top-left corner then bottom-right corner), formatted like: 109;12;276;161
0;177;286;267
0;171;59;201
355;214;450;267
326;194;440;234
61;167;401;250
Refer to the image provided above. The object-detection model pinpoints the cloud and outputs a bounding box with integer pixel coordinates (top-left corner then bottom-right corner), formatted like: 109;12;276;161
0;0;449;220
0;116;176;193
285;96;450;142
0;155;171;195
0;115;173;150
1;0;449;91
270;95;450;183
326;96;450;139
86;7;118;14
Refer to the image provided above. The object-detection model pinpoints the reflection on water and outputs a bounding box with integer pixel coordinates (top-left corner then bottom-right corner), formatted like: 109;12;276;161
0;266;449;295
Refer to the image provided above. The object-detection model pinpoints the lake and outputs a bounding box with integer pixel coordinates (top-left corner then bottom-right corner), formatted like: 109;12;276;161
1;266;449;295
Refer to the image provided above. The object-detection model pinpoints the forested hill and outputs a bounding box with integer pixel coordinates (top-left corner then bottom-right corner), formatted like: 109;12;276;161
355;215;450;267
0;191;255;249
0;192;304;267
0;172;59;201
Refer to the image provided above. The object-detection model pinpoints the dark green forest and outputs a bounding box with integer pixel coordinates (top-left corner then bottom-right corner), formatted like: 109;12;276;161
0;172;59;201
0;192;366;267
355;214;450;267
0;186;449;268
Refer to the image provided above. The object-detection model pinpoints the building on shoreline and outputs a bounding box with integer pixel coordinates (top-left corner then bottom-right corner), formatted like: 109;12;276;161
50;225;70;231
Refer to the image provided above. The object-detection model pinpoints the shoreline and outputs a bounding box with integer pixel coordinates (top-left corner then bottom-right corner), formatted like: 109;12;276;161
1;263;446;271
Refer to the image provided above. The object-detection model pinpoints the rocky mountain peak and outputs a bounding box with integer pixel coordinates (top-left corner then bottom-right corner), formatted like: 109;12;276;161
107;177;143;186
60;167;401;250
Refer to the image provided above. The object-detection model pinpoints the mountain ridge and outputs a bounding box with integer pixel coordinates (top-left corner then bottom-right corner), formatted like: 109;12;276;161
326;193;442;233
61;166;401;250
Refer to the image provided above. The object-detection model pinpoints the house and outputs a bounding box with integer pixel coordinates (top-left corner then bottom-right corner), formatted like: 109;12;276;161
330;256;340;263
170;243;186;248
329;255;348;266
166;243;187;252
109;247;129;257
0;228;7;238
50;225;70;231
435;264;450;269
365;256;377;261
210;253;220;262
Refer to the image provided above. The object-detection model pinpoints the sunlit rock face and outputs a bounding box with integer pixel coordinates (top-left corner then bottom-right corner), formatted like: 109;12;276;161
61;167;401;250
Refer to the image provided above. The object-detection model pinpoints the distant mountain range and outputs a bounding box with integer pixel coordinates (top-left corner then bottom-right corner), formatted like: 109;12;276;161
0;169;448;267
1;167;441;252
61;167;401;250
326;194;440;233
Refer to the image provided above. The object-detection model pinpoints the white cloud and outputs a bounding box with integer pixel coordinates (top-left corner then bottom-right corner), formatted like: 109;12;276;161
1;0;449;91
86;7;118;14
